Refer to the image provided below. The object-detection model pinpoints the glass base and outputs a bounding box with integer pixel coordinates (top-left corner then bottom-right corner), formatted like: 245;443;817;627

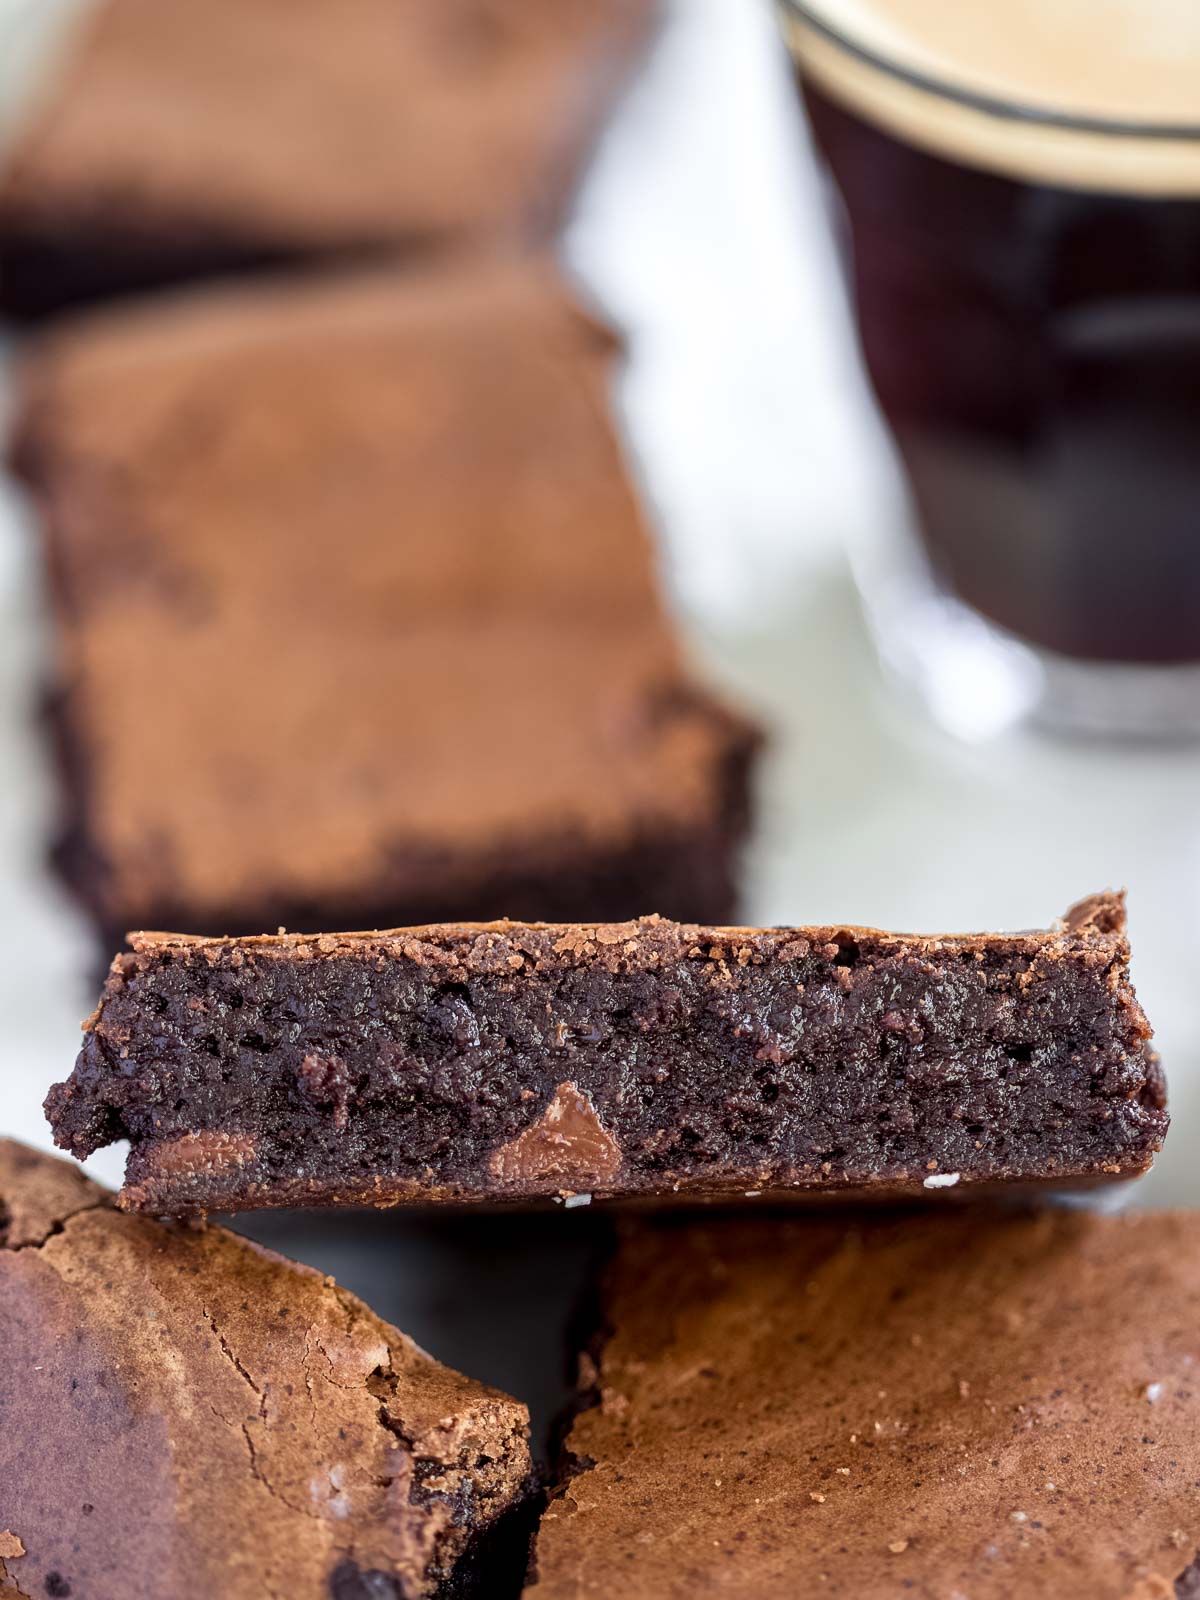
857;558;1200;743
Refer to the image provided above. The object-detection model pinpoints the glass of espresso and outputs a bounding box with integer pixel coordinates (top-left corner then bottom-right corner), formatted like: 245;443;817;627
779;0;1200;737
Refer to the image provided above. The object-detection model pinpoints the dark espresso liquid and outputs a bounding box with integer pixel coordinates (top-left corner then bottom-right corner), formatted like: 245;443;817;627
801;82;1200;664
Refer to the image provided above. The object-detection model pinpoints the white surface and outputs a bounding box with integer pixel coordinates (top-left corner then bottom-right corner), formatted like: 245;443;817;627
2;0;1198;1224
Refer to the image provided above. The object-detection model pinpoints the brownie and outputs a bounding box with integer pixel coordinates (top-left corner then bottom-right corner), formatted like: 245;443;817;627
45;891;1165;1214
0;1139;533;1599
0;0;658;316
529;1207;1200;1599
13;260;758;949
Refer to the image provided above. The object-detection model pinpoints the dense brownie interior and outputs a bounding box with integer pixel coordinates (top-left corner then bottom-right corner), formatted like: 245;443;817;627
47;898;1165;1212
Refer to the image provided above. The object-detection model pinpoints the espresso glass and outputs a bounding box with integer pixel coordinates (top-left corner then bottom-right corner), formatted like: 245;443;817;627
780;0;1200;737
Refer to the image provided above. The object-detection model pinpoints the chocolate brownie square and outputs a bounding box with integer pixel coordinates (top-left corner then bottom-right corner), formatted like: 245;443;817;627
0;0;658;316
13;260;759;949
0;1138;533;1599
45;892;1165;1213
531;1207;1200;1598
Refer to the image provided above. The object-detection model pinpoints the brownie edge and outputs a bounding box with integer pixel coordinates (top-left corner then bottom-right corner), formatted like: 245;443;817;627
45;891;1166;1215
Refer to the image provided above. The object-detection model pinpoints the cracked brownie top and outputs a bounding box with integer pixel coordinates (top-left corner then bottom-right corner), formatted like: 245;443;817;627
0;1139;532;1600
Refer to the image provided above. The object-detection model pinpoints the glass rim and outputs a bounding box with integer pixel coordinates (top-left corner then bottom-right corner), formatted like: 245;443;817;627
780;0;1200;143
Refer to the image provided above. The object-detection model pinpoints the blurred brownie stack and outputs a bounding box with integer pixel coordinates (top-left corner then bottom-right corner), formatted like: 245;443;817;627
1;0;760;950
0;0;659;316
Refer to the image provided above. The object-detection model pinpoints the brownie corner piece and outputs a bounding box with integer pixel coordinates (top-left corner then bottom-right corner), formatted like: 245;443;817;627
526;1207;1200;1598
0;1137;533;1599
46;892;1165;1214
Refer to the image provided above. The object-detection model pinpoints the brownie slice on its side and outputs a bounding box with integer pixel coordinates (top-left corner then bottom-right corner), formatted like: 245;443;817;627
0;1138;533;1600
527;1208;1200;1600
14;259;759;952
46;891;1166;1214
0;0;659;316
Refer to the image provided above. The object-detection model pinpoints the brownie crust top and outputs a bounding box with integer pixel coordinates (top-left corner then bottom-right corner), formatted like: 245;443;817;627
123;886;1130;969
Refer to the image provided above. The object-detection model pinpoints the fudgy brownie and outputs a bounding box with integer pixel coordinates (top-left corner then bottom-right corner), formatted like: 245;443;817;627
529;1207;1200;1599
46;892;1165;1214
13;260;758;949
0;1138;533;1599
0;0;658;316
